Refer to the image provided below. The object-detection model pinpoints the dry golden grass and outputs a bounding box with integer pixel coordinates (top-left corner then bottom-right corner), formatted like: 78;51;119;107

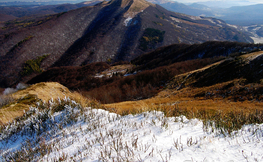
0;103;28;125
159;84;263;131
104;53;263;116
110;64;133;71
0;82;95;124
13;82;72;102
104;92;263;113
241;51;263;60
127;0;153;13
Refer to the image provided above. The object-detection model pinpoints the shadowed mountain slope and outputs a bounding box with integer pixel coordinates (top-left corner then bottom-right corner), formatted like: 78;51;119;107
0;0;254;87
27;62;111;91
132;41;263;70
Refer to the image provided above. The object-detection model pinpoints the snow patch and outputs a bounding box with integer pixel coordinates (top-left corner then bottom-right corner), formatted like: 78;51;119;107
217;20;222;24
227;24;238;29
170;16;181;23
124;17;132;27
243;25;263;43
188;15;201;20
207;19;216;24
253;27;262;31
251;36;263;44
94;74;104;78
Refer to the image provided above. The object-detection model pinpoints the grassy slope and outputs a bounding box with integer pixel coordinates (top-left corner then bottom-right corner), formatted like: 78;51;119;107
1;51;263;129
0;82;94;124
104;51;263;115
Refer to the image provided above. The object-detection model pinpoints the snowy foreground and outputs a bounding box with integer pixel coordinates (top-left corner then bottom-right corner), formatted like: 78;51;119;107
0;98;263;161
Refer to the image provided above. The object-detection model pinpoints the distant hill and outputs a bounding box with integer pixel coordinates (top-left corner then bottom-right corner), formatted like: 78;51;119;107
0;0;103;21
188;3;209;10
147;0;214;17
0;0;254;87
0;13;17;22
148;0;263;26
193;0;257;8
220;4;263;26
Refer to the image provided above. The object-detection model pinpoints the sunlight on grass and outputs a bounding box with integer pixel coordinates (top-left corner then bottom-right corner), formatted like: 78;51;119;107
0;82;99;124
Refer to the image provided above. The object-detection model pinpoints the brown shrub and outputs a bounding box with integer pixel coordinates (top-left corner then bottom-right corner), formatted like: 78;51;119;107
84;58;221;103
28;62;111;91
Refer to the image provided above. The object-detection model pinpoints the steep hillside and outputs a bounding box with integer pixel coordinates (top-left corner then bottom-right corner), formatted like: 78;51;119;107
0;2;108;87
132;41;263;70
0;0;254;88
26;41;262;104
104;51;263;116
166;51;263;101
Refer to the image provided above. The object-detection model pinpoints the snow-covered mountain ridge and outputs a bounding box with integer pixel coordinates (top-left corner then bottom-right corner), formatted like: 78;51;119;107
1;97;263;161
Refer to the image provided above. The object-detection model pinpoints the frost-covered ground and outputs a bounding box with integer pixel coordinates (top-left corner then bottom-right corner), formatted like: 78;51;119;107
0;98;263;161
251;36;263;44
243;25;263;44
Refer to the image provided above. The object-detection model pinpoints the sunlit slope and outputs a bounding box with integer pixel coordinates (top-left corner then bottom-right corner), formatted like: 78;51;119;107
0;82;90;124
104;51;263;114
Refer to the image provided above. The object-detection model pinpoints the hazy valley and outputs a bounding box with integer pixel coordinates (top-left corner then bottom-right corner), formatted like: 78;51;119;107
148;0;263;44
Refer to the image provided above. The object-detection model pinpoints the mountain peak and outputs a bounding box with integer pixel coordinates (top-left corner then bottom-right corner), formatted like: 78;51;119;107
128;0;153;11
108;0;153;18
